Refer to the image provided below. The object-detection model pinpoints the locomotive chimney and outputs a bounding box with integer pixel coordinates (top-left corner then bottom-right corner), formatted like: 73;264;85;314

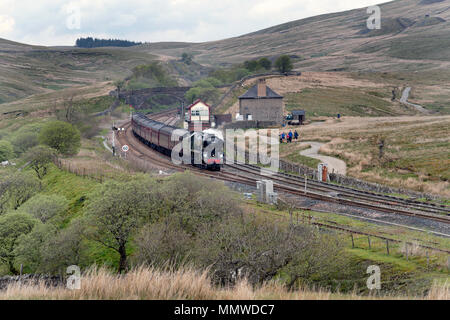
257;79;267;97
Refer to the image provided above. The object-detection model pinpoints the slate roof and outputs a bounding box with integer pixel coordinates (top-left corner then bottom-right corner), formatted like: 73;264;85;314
239;84;283;99
291;110;305;116
186;99;211;110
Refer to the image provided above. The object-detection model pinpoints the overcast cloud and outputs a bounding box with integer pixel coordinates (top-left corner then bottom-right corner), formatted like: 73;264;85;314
0;0;383;46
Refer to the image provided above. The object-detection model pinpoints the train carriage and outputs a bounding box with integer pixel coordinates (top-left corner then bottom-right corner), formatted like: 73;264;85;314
131;113;223;171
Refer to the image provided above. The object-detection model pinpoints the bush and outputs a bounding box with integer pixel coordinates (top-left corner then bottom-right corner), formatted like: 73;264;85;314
24;145;57;179
0;140;14;161
185;86;220;104
84;176;157;273
243;58;272;72
19;194;68;223
133;217;193;268
0;172;41;214
258;57;272;70
185;78;222;104
38;121;81;156
127;62;178;89
9;124;42;155
181;52;193;65
275;55;293;73
194;215;346;287
244;60;260;72
209;67;250;84
40;218;87;273
0;212;37;274
133;172;242;267
13;223;57;273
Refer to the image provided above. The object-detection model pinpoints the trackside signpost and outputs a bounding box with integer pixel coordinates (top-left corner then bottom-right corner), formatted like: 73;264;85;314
122;145;129;158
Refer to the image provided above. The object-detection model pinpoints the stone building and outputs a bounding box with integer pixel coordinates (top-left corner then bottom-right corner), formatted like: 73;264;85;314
238;79;284;125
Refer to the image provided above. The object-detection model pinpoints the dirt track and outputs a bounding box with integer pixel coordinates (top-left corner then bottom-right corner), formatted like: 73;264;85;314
300;141;347;175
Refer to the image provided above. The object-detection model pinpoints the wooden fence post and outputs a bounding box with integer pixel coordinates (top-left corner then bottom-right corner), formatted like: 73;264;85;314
386;240;390;255
426;251;429;269
351;234;355;248
405;243;409;260
368;236;371;250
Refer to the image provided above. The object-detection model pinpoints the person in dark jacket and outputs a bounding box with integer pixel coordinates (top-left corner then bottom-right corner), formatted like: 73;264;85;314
288;131;293;143
294;130;299;141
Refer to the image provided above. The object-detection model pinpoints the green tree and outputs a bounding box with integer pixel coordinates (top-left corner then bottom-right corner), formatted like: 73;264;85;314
10;123;41;155
0;140;14;162
185;79;221;104
84;177;156;273
24;145;57;179
19;194;68;223
0;173;40;214
195;215;346;287
0;212;37;274
275;55;293;73
258;57;272;70
134;172;242;267
181;52;193;65
14;223;57;273
244;60;259;72
134;217;193;268
41;218;87;273
114;80;125;97
38;121;81;155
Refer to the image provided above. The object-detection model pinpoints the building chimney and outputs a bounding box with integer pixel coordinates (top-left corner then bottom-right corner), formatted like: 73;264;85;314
257;79;266;97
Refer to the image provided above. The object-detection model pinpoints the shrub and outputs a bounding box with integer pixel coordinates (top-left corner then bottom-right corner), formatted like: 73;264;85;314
40;218;87;273
275;55;293;73
13;223;57;273
24;145;57;179
9;124;41;155
84;176;157;273
194;215;346;287
0;140;14;161
0;212;37;274
38;121;81;156
0;172;40;214
19;194;68;223
258;57;272;70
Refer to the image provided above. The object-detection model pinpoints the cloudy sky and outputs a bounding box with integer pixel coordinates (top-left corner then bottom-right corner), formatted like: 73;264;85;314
0;0;383;46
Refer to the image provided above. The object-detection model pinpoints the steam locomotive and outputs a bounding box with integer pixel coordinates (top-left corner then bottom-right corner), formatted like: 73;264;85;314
131;113;223;171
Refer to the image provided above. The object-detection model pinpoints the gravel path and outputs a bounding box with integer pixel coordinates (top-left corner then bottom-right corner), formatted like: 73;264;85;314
300;141;347;175
400;87;429;113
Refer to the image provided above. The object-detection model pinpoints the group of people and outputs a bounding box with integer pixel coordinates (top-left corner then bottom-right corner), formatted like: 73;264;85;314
280;130;299;143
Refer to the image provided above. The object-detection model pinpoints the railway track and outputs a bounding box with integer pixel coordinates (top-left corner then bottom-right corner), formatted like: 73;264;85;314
225;163;450;222
117;110;449;226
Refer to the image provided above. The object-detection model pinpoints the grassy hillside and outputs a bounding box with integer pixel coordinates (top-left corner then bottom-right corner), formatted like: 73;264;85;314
139;0;450;71
0;44;157;104
289;115;450;197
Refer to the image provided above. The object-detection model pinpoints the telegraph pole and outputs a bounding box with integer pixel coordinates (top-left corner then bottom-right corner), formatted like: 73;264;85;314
112;121;116;156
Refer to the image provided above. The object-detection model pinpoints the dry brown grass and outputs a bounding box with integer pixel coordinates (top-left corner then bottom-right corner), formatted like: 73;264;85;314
284;115;450;197
1;267;448;300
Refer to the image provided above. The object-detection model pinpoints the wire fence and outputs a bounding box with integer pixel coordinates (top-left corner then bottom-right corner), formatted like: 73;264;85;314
271;208;450;271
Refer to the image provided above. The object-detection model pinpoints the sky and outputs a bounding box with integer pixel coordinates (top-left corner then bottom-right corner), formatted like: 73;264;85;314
0;0;384;46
